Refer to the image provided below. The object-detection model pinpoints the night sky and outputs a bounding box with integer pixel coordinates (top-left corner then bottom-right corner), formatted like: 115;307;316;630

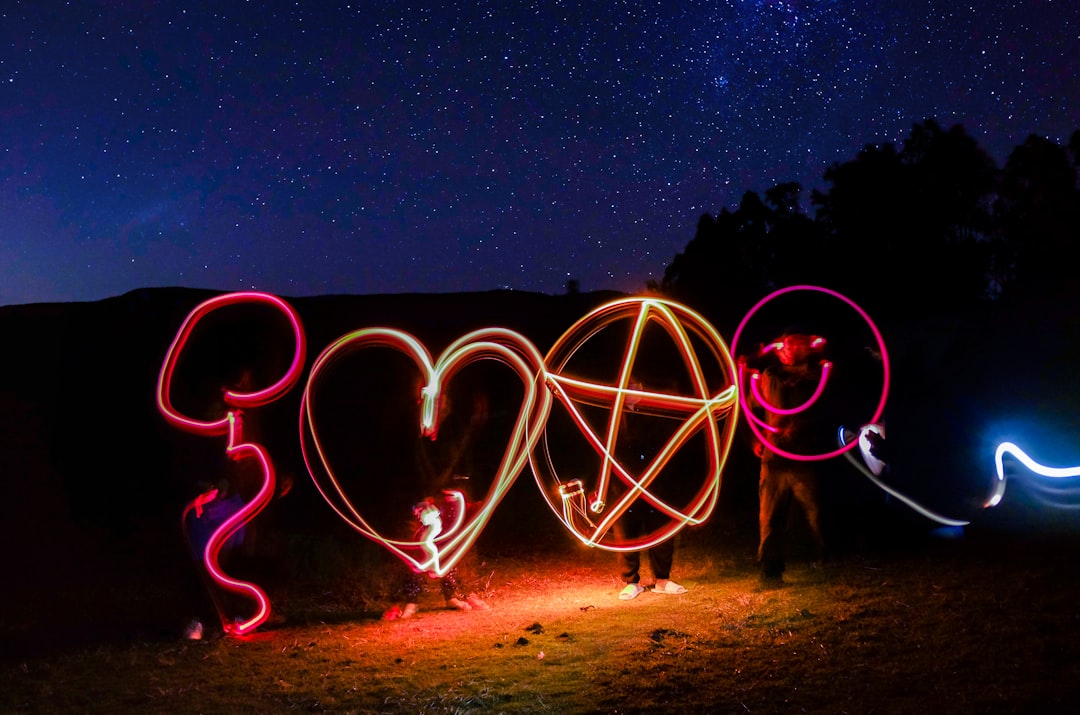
2;1;1077;306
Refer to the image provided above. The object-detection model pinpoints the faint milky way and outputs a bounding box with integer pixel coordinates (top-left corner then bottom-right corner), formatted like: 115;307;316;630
1;1;1077;305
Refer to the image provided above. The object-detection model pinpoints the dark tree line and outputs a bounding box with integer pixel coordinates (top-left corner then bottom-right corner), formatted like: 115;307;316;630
655;119;1080;332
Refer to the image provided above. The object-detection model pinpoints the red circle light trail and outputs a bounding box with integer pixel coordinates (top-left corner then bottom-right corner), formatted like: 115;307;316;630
530;297;740;552
300;327;552;578
157;292;307;636
731;285;891;462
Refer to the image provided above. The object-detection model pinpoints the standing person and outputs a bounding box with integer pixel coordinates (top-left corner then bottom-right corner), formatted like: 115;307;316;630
381;489;489;619
754;329;829;584
612;379;687;600
383;385;491;619
181;478;247;638
614;505;687;599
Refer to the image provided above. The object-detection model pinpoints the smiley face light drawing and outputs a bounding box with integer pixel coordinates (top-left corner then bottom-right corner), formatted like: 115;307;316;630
530;297;740;551
732;285;890;462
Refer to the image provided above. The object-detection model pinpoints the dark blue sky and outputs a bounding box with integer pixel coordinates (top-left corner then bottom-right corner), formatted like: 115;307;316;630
2;1;1077;306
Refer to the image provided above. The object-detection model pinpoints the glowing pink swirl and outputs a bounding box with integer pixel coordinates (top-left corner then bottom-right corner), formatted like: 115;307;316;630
157;291;307;636
748;361;833;415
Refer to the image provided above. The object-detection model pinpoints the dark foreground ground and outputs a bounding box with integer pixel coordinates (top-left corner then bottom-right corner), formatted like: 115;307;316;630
3;503;1080;714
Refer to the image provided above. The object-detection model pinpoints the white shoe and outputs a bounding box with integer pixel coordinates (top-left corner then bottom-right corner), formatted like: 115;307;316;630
652;580;687;594
466;594;491;610
619;583;645;600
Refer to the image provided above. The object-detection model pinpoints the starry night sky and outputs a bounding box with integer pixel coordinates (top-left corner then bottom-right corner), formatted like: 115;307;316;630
2;1;1077;306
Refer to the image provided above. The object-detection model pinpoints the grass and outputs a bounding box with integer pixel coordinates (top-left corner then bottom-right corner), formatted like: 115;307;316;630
4;516;1080;714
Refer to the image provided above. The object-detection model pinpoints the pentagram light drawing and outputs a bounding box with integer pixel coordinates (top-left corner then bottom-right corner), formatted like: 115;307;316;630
157;291;307;636
300;327;551;577
530;297;740;551
732;285;890;462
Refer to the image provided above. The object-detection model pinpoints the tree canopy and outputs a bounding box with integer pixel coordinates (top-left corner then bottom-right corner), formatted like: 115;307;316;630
655;120;1080;328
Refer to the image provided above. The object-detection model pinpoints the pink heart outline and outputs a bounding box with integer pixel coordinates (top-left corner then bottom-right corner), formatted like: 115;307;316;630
300;327;551;576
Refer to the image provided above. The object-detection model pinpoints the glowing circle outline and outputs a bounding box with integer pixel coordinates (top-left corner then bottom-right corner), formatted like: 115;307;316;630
530;296;740;552
731;285;890;462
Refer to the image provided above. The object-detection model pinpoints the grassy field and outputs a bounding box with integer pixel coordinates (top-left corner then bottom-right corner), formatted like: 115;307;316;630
4;516;1080;714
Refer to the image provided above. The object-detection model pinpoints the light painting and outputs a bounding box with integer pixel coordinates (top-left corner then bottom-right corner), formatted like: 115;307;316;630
986;442;1080;509
300;327;551;577
731;285;890;462
530;297;740;551
157;291;307;636
839;425;970;527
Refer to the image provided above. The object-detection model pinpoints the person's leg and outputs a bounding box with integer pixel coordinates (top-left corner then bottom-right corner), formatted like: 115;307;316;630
384;568;422;620
613;507;643;584
618;549;641;584
646;538;674;581
642;503;678;587
441;569;480;610
617;551;646;599
647;537;688;593
791;468;825;563
614;504;647;599
759;461;793;579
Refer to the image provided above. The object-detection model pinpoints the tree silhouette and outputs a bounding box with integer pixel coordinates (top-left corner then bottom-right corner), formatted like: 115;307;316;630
812;120;995;321
655;119;1079;328
654;185;820;335
762;182;828;289
992;134;1080;300
810;141;904;319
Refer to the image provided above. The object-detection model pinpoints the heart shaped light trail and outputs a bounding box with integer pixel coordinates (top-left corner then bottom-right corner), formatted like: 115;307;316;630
531;297;740;551
157;291;307;636
300;327;550;577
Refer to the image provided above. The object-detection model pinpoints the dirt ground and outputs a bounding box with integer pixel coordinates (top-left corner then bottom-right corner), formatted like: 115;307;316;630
4;514;1080;714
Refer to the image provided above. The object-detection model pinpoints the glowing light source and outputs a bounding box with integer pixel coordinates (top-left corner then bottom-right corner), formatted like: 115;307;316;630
839;425;969;527
986;441;1080;508
530;297;740;551
157;291;307;636
857;423;887;477
300;327;551;577
731;285;890;462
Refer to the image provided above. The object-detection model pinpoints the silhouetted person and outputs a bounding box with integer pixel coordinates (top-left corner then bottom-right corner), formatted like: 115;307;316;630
612;380;687;600
754;330;828;584
382;386;491;619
